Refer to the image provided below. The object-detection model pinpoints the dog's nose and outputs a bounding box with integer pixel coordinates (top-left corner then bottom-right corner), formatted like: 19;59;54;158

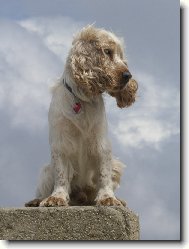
122;71;132;83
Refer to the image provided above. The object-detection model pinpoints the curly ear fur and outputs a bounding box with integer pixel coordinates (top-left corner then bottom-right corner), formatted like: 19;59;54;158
66;26;111;96
68;40;103;96
109;79;138;108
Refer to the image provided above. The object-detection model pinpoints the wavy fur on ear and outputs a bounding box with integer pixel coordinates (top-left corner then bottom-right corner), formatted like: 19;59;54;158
66;26;112;96
109;79;138;108
68;39;107;96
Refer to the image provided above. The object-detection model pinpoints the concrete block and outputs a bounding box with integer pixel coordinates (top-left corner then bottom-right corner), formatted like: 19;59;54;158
0;206;139;240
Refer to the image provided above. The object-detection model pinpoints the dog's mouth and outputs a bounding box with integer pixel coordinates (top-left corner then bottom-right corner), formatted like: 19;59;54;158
107;79;130;93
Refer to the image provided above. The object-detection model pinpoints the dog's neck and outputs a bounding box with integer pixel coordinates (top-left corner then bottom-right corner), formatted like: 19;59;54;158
62;75;103;102
63;79;77;98
62;73;91;101
62;71;105;116
62;78;82;114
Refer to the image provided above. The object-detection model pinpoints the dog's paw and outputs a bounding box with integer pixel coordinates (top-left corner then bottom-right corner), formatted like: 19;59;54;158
39;196;68;207
116;198;127;207
96;197;123;206
25;198;42;207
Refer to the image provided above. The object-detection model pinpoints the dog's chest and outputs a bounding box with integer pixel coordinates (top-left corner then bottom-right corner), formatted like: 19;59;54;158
72;97;106;134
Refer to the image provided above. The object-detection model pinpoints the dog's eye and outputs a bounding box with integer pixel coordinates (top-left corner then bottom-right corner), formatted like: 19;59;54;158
104;49;112;56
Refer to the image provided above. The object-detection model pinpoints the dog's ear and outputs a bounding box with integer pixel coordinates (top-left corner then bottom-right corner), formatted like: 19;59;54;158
109;79;138;108
69;39;103;95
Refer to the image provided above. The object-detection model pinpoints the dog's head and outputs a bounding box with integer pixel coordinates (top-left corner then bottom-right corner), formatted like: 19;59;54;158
67;25;138;108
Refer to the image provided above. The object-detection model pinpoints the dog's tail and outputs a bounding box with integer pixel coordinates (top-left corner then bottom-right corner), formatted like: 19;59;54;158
112;158;126;190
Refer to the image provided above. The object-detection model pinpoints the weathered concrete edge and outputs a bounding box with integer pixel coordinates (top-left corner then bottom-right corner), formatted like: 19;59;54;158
0;206;140;240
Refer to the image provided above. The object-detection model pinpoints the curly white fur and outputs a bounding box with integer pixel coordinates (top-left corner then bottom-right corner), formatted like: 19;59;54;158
25;25;137;207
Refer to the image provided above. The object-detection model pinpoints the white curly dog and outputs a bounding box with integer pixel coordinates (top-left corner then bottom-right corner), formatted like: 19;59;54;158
25;25;138;207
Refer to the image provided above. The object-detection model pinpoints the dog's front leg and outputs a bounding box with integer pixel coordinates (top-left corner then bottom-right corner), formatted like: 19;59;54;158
40;152;74;207
95;147;123;206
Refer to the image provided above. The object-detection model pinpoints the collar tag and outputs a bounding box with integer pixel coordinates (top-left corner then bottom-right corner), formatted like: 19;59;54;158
73;102;81;114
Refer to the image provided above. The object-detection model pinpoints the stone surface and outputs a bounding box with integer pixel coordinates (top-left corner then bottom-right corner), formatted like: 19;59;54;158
0;206;139;240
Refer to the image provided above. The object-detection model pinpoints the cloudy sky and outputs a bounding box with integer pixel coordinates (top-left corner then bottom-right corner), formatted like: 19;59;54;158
0;0;180;240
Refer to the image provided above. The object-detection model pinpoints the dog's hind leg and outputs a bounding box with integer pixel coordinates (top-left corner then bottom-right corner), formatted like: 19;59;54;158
25;164;54;207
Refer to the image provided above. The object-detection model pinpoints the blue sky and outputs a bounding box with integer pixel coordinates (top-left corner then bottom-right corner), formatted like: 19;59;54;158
0;0;180;240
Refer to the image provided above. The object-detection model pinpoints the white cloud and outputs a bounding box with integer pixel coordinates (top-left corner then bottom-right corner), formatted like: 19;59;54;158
113;118;178;149
0;17;84;131
18;16;84;62
106;71;180;149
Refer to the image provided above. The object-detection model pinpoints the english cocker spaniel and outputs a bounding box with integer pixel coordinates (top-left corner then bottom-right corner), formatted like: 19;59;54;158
25;25;138;207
